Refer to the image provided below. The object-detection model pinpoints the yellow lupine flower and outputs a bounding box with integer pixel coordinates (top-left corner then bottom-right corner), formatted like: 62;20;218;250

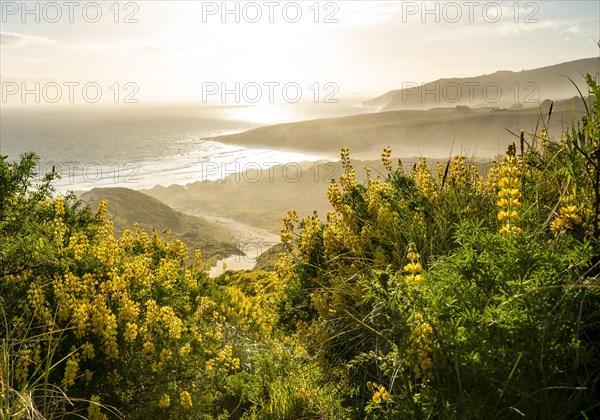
142;340;155;355
404;262;422;274
404;244;425;283
88;395;108;420
15;347;32;388
180;343;191;358
96;199;108;218
381;146;393;172
83;369;94;384
414;157;437;199
160;348;173;361
124;322;138;342
81;342;95;360
158;394;170;408
193;248;203;271
372;384;390;403
407;317;434;381
62;355;80;388
496;155;522;235
327;180;343;210
54;196;65;217
180;391;193;409
551;203;583;233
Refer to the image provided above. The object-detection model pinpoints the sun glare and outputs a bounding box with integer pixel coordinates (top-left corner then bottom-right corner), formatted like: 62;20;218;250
226;103;297;125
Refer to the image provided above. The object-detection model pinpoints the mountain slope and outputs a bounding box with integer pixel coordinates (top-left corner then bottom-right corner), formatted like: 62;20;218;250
364;57;598;110
145;161;337;233
80;187;241;261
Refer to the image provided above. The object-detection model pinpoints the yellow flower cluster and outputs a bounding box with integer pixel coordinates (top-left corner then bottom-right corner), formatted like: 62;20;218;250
15;198;214;395
339;147;357;192
88;395;108;420
496;156;523;235
484;162;499;194
281;210;298;247
15;347;32;388
26;282;53;326
157;258;180;289
435;161;445;183
217;344;240;371
92;301;119;359
300;215;322;256
551;203;583;233
81;342;95;360
327;180;343;211
469;163;484;193
412;209;425;231
54;196;65;217
145;300;185;340
220;283;275;336
94;222;118;267
540;128;550;149
83;369;93;384
449;155;467;186
96;199;108;218
371;383;390;403
412;155;485;198
193;248;203;272
406;313;434;381
67;231;89;260
311;290;333;317
414;157;437;200
158;393;171;408
180;390;193;410
367;178;393;214
62;354;80;388
180;343;191;358
170;239;189;261
322;212;358;262
404;245;424;284
366;178;399;238
53;197;66;249
381;146;393;172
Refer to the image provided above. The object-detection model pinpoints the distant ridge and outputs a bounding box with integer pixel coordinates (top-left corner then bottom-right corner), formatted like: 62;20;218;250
213;96;590;157
364;57;599;110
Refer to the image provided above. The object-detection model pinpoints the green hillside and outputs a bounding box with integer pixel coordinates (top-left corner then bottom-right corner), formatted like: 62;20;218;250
80;187;241;261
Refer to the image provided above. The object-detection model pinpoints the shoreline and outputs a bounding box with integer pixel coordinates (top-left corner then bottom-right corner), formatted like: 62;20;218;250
195;213;280;277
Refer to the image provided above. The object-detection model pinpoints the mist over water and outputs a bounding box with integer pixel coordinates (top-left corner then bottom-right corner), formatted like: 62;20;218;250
1;100;373;193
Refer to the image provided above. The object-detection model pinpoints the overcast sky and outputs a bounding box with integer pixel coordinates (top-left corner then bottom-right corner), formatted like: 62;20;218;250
1;1;598;104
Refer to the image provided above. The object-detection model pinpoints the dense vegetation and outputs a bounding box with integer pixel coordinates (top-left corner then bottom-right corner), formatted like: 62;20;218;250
1;77;599;419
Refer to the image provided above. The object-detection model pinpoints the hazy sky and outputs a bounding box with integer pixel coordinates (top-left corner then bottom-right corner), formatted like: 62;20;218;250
1;0;598;104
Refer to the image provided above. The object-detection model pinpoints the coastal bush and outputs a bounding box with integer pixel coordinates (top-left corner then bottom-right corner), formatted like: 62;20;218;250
0;153;329;419
1;76;598;419
278;76;600;418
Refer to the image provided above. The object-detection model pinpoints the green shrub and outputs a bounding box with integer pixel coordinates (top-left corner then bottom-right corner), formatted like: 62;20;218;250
279;76;600;418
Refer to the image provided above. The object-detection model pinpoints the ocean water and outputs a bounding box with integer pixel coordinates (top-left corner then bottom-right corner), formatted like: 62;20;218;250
1;100;373;193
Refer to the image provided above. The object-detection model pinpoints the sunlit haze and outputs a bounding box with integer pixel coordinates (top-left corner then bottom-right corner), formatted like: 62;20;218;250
1;0;598;105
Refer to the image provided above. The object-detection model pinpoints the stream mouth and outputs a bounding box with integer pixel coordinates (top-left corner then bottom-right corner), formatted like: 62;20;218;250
188;213;279;278
209;240;276;277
